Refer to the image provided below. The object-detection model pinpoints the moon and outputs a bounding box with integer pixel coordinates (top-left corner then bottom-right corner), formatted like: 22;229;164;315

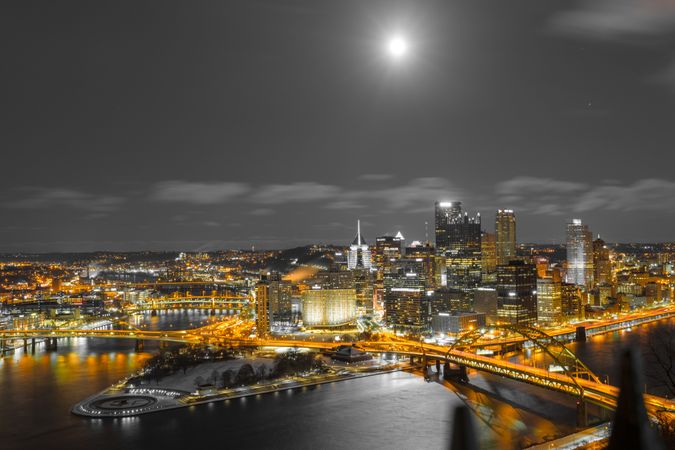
386;35;409;60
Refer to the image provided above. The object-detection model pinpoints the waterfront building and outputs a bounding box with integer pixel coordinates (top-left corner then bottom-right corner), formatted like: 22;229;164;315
431;311;486;334
561;283;582;320
495;209;517;265
566;219;594;288
347;220;373;271
496;260;537;325
474;287;498;324
301;288;357;328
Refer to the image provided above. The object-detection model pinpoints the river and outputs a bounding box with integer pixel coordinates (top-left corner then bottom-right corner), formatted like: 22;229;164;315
0;312;671;450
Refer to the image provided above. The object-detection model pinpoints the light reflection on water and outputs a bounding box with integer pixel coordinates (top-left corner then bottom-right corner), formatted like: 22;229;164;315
0;313;670;450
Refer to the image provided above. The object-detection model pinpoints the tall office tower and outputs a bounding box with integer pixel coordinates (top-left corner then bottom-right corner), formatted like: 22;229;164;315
352;267;374;315
405;241;438;290
268;271;293;319
481;231;497;276
561;283;582;320
495;209;517;265
347;220;373;271
435;201;463;253
435;201;482;288
537;278;562;324
372;234;403;312
593;236;612;286
383;258;431;333
566;219;594;288
374;234;404;278
496;260;537;325
255;281;271;337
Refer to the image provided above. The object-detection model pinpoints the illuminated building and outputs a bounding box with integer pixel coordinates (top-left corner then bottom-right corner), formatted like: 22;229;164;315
566;219;594;288
434;201;463;253
301;288;356;328
255;281;271;337
474;287;498;324
347;220;372;271
434;201;482;289
373;233;404;309
383;258;431;332
481;231;497;278
374;234;404;274
561;283;582;320
536;278;562;324
405;241;438;289
432;311;486;334
593;236;612;286
495;209;516;265
496;260;537;325
268;272;293;319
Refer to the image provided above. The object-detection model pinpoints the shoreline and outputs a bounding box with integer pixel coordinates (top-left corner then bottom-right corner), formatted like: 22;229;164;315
72;364;403;418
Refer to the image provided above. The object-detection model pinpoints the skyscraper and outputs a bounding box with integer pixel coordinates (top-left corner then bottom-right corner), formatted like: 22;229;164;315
496;260;537;325
481;231;497;277
347;220;372;271
435;201;463;253
434;201;482;289
566;219;594;288
495;209;517;265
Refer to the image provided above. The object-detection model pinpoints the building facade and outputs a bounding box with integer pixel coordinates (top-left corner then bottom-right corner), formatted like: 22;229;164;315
495;209;517;265
566;219;594;288
496;260;537;325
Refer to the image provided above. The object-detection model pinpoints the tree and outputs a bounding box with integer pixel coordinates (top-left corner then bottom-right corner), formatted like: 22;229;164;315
235;364;257;386
221;369;236;388
256;364;268;380
645;322;675;398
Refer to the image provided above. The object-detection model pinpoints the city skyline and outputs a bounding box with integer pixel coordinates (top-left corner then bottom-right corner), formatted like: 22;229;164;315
2;1;675;252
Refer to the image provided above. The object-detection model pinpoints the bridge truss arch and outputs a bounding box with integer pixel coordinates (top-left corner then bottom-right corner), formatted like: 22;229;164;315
446;324;602;397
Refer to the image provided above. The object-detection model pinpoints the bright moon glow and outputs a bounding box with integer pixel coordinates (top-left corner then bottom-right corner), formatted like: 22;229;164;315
386;35;408;60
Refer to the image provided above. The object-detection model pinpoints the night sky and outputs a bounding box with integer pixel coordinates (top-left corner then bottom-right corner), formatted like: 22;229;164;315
1;1;674;252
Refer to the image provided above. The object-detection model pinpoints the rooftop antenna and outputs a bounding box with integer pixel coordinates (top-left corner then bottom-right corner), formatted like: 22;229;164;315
424;221;429;244
357;219;361;244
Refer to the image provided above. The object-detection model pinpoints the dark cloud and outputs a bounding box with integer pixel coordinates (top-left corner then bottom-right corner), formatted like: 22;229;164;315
149;181;250;205
549;0;675;41
496;177;675;216
4;188;125;214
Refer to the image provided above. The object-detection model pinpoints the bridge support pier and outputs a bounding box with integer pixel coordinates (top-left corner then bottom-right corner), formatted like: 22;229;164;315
151;309;157;317
45;338;58;351
575;326;587;342
576;398;588;428
31;338;36;354
443;362;451;380
135;340;145;352
210;309;216;316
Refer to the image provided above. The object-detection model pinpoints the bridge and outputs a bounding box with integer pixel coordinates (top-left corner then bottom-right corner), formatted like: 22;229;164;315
2;322;674;423
123;295;250;313
467;305;675;349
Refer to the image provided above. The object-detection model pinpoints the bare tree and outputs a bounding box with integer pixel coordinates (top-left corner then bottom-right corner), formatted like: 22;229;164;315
645;322;675;398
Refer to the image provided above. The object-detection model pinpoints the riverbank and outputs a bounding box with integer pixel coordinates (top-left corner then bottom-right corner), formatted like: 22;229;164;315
72;359;402;418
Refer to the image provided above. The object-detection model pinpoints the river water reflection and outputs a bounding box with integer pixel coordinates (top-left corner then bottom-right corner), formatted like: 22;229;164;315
0;312;671;450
